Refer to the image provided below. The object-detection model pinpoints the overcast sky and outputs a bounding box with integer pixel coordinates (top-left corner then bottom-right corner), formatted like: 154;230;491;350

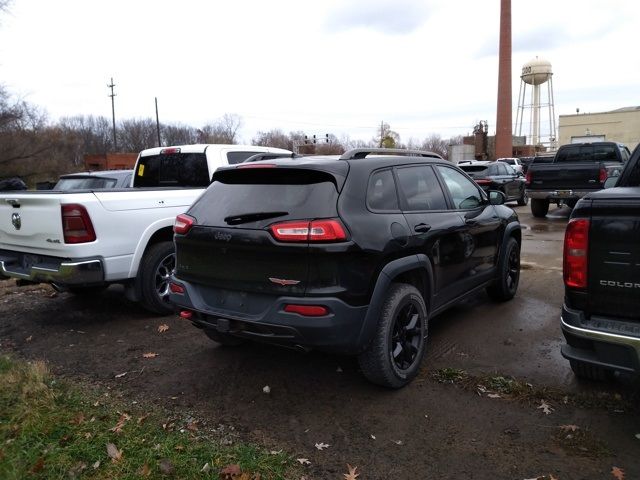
1;0;639;144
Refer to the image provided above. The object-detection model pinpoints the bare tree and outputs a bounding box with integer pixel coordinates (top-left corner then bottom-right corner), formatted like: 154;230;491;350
118;118;157;152
421;134;449;159
162;123;197;146
252;129;292;150
197;113;242;144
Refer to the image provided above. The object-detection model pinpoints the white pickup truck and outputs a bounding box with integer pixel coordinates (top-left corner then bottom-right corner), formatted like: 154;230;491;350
0;144;291;314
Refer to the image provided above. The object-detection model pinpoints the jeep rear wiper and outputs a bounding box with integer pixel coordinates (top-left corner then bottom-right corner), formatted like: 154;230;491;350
224;211;289;225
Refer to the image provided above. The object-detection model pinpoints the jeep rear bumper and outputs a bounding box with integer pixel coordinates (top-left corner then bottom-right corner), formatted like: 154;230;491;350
170;278;369;354
561;304;640;375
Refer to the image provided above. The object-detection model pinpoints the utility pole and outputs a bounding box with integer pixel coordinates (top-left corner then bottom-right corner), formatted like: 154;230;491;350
107;77;117;152
379;121;384;147
155;97;161;147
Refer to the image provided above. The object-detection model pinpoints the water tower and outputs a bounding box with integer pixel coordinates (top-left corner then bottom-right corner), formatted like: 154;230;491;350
514;57;557;150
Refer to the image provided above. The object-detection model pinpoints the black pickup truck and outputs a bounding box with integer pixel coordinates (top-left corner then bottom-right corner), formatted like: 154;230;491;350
561;144;640;380
526;142;630;217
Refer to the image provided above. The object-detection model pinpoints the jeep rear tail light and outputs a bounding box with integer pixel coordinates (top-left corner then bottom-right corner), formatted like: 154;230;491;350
564;218;589;289
270;219;347;242
62;204;96;244
174;214;195;235
598;167;608;184
284;304;330;317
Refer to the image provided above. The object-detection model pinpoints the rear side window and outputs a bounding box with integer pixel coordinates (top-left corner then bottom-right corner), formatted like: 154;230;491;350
367;169;399;211
396;165;448;211
134;153;209;187
437;166;483;209
55;177;117;190
189;169;339;228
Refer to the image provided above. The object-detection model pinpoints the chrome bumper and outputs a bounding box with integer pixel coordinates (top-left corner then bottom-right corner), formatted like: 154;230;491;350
527;189;592;200
0;251;104;285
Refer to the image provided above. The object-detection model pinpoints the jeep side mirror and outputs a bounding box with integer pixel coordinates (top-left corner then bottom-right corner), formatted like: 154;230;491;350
489;190;506;205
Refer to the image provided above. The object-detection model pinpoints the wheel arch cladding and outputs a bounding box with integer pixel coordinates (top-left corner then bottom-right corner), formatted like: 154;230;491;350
356;254;433;352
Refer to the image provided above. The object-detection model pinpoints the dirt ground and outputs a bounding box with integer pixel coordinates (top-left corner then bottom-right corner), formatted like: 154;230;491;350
1;204;639;479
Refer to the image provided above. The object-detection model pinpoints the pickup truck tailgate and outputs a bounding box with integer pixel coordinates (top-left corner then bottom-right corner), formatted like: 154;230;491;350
588;188;640;320
0;195;64;250
530;163;601;190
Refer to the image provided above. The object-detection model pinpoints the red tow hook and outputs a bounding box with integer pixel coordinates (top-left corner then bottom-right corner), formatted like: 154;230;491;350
179;310;193;320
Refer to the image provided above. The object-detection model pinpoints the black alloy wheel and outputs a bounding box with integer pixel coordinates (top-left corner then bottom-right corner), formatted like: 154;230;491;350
505;241;520;293
487;236;520;301
390;302;424;371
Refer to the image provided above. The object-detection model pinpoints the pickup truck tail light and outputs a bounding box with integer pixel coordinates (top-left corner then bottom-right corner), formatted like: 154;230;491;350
598;167;608;184
270;219;347;242
564;218;589;289
174;214;195;235
62;204;96;244
525;170;532;186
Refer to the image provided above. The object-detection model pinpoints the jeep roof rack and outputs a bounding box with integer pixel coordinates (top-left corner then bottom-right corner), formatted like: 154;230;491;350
339;148;441;160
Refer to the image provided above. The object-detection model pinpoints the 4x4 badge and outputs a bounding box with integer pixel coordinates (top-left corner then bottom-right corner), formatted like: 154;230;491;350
268;277;300;286
11;212;21;230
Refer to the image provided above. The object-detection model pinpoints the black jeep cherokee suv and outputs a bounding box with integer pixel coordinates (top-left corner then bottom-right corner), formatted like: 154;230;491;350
170;148;521;388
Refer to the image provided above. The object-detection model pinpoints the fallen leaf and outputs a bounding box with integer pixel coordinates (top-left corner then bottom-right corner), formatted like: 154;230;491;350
114;372;127;379
174;444;184;451
370;434;376;440
296;458;311;466
315;442;330;450
487;393;502;399
186;421;199;431
537;400;554;415
269;449;282;455
158;458;175;475
137;413;150;425
70;412;85;425
263;385;271;394
92;460;100;469
559;424;579;432
611;466;625;480
158;324;169;333
106;443;122;462
110;413;131;434
221;464;242;478
343;464;360;480
549;475;559;480
29;457;45;474
25;335;33;342
392;440;403;445
201;462;211;473
142;352;158;358
138;462;151;476
84;432;92;439
635;433;640;440
67;461;87;478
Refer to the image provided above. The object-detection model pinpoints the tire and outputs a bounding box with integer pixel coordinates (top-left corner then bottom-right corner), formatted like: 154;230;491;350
136;241;175;315
569;359;608;382
358;283;428;389
487;237;520;301
531;198;549;218
203;328;246;346
517;188;528;206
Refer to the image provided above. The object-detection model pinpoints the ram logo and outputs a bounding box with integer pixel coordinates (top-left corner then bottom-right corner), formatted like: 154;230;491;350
600;280;640;289
11;212;21;230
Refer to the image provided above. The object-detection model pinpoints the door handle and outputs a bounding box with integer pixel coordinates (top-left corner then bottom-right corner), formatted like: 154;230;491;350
414;223;431;233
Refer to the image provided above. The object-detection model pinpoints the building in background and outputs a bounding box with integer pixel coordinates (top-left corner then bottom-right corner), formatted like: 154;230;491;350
558;107;640;150
83;153;138;171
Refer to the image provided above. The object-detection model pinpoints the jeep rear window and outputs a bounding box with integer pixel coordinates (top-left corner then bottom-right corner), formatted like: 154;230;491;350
134;153;209;187
189;168;339;228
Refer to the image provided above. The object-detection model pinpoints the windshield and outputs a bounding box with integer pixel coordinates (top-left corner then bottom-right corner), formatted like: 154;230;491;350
55;177;117;190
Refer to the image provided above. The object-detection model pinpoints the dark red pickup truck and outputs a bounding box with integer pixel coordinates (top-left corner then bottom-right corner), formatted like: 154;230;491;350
561;143;640;380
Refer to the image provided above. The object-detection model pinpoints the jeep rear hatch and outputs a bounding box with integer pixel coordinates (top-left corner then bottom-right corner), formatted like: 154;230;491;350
174;166;346;296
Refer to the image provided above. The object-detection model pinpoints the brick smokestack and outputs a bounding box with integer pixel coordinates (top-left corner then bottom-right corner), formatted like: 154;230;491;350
495;0;512;159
